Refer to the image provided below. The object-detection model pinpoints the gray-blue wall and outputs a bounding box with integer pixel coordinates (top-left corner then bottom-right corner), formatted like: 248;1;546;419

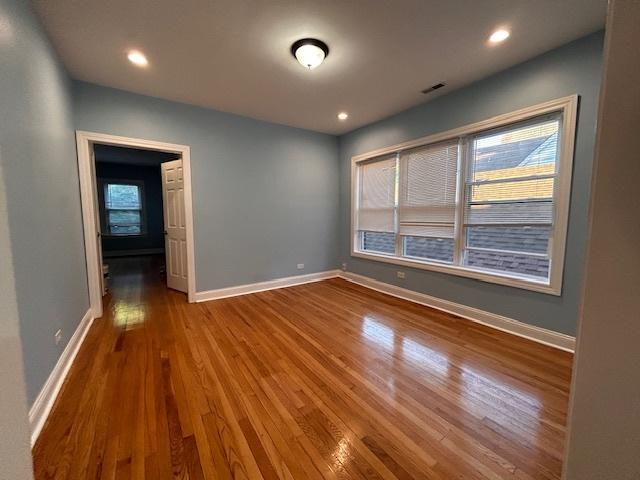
73;82;340;292
0;0;89;404
338;32;604;336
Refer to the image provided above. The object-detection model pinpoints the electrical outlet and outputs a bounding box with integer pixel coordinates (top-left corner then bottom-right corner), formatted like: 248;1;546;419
297;263;305;270
341;263;347;271
397;271;405;279
54;329;62;346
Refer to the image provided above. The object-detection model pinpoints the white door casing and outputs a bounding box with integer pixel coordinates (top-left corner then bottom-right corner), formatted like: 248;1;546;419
76;131;196;317
90;149;106;296
161;159;188;293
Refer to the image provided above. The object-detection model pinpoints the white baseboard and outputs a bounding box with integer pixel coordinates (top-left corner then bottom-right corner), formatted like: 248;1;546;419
29;308;94;446
195;270;341;302
195;268;574;351
339;271;575;352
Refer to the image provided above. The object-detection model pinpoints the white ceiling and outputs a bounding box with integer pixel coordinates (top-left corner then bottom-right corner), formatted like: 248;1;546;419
33;0;606;135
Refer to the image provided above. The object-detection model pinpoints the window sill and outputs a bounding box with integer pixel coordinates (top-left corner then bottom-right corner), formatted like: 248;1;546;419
351;250;560;296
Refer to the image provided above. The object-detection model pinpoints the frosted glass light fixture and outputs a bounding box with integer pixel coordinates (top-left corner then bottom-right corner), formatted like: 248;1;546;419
127;50;148;67
291;38;329;70
489;29;510;44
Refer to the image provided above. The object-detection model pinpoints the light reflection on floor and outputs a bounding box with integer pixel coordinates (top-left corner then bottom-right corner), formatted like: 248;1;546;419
104;255;167;330
111;301;146;329
362;317;395;351
459;363;542;413
402;337;450;376
331;437;351;470
361;315;543;418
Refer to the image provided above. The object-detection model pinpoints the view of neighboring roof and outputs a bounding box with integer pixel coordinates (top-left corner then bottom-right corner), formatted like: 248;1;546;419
520;133;559;167
474;136;550;172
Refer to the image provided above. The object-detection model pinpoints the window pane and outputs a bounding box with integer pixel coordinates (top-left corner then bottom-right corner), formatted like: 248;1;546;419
361;231;395;254
110;224;141;235
465;250;549;280
108;210;140;226
106;184;141;210
465;201;553;226
471;118;560;183
403;236;454;263
357;157;397;233
466;226;551;254
398;141;458;239
464;116;559;276
469;177;554;203
108;210;141;235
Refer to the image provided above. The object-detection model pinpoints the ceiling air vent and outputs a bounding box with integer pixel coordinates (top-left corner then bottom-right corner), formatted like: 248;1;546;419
421;82;446;94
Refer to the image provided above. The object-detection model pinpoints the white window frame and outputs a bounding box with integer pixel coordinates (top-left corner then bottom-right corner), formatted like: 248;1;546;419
99;178;147;237
350;95;578;295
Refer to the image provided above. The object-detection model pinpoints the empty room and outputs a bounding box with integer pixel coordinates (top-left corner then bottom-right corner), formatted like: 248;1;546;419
1;0;639;479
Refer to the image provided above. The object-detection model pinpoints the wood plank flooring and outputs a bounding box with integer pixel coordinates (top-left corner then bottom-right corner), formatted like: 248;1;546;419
32;255;573;479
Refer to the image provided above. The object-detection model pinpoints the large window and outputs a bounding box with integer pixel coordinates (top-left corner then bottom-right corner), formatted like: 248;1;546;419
352;97;577;294
102;181;145;236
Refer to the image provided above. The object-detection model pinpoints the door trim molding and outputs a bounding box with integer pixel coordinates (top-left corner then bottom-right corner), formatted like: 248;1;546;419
76;130;197;316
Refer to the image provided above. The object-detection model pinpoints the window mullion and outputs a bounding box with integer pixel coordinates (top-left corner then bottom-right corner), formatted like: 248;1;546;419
453;137;468;266
353;163;361;253
394;152;402;257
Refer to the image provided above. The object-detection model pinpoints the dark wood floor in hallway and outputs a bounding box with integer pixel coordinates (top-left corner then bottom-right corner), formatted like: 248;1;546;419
32;255;573;479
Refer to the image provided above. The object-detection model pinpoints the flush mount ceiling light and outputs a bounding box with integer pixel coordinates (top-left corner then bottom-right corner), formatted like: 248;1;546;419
488;29;510;44
337;112;348;120
291;38;329;70
127;50;148;67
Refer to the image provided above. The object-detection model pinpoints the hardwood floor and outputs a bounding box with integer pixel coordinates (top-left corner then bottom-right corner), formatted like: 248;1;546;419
32;255;573;479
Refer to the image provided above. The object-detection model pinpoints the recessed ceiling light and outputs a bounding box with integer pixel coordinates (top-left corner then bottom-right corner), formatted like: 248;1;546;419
337;112;348;120
127;50;148;67
489;29;510;44
291;38;329;70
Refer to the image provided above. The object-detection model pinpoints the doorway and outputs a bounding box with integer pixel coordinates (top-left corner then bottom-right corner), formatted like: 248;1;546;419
76;131;196;318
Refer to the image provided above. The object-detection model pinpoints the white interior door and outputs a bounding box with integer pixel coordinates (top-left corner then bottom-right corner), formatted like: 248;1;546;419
161;159;188;293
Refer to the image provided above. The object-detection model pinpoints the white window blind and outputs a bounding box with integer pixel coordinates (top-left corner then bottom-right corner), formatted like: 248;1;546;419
356;156;397;233
398;140;459;239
